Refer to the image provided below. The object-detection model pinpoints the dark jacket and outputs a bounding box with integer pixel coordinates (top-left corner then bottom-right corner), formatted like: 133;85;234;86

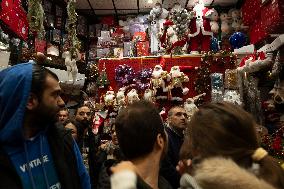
160;126;184;189
0;125;82;189
0;63;90;189
137;176;173;189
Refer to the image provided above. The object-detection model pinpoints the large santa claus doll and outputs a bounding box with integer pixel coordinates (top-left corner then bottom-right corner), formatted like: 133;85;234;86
169;66;190;101
188;0;214;54
151;65;170;100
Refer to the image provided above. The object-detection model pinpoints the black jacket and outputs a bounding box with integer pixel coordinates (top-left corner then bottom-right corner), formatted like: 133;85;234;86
0;125;82;189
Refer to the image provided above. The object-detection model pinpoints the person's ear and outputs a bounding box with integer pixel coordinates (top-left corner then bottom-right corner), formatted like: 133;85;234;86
156;133;166;149
26;93;39;110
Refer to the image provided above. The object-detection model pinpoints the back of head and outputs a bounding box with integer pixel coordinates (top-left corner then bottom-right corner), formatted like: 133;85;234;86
184;102;284;189
115;100;166;160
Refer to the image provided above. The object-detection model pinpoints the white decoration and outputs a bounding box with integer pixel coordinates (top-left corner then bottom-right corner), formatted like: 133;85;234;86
127;89;140;104
62;51;78;83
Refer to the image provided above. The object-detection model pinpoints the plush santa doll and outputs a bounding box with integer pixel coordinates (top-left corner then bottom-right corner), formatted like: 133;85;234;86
62;50;79;83
144;89;155;103
184;93;205;120
116;87;126;107
126;89;140;105
104;87;116;107
188;0;213;54
169;66;190;101
151;65;170;100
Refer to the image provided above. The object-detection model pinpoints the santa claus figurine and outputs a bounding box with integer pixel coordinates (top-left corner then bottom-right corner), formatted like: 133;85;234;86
169;66;189;101
151;65;170;100
188;0;214;54
104;87;116;107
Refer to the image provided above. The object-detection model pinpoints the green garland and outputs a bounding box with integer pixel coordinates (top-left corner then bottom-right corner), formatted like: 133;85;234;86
67;0;81;57
27;0;45;39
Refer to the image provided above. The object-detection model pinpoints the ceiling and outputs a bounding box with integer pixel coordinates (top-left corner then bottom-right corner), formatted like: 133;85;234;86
74;0;240;16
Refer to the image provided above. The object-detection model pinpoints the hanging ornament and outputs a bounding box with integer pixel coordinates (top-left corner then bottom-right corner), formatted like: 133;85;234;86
115;64;135;87
27;0;45;39
229;32;247;49
136;68;153;91
96;63;110;89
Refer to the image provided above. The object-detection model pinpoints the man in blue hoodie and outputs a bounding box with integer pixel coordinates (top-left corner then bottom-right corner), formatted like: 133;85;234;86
0;62;91;189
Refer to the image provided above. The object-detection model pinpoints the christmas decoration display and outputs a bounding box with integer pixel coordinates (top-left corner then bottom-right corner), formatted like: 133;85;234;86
66;0;81;57
151;65;170;100
148;3;168;55
184;93;206;120
223;90;242;106
96;63;110;89
209;8;219;34
27;0;45;39
104;88;116;107
195;53;211;94
188;0;214;54
136;68;153;91
270;50;282;79
115;64;135;87
167;3;193;55
126;88;140;105
116;87;127;108
210;36;219;52
168;66;190;101
228;8;246;32
224;69;238;89
229;32;247;49
211;73;224;102
220;13;230;36
143;89;155;103
62;50;79;83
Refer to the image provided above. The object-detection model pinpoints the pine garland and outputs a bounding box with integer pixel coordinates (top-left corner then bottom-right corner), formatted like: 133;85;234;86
67;0;81;57
27;0;45;39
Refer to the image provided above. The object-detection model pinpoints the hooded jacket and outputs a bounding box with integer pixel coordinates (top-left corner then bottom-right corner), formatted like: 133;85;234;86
0;63;91;189
179;157;276;189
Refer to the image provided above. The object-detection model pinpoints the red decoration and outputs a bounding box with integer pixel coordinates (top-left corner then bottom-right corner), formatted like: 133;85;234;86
100;16;115;26
133;32;147;42
137;41;149;57
97;56;235;101
249;19;268;44
35;39;46;53
0;0;28;40
241;0;262;25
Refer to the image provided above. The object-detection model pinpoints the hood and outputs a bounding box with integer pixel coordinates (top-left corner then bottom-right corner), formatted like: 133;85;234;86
0;62;33;146
180;157;276;189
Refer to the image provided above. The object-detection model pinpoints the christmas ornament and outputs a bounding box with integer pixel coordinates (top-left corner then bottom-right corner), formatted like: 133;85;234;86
143;89;155;103
136;68;153;91
115;64;135;87
210;36;219;52
195;52;212;94
225;69;238;89
184;93;206;121
151;65;170;100
229;32;247;49
211;73;224;102
126;88;140;105
96;63;110;89
223;90;242;106
62;51;78;83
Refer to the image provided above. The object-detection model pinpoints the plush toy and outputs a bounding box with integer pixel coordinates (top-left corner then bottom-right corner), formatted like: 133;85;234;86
228;9;242;32
151;65;170;100
188;0;214;54
149;3;168;54
116;87;126;107
62;51;78;83
144;89;155;102
126;89;140;105
220;13;231;35
104;88;116;107
210;8;219;34
169;66;189;101
184;93;206;120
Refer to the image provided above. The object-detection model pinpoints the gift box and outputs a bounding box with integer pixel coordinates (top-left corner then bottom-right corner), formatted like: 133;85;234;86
114;48;124;58
123;42;134;57
97;48;110;58
101;31;111;38
133;32;147;42
136;41;149;57
225;69;239;89
261;0;284;34
241;0;262;25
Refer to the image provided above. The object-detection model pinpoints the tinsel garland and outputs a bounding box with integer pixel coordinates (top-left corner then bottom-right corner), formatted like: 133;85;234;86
67;0;81;57
27;0;45;39
194;52;212;94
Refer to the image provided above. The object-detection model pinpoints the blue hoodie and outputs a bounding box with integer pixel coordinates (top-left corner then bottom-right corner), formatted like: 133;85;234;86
0;63;91;189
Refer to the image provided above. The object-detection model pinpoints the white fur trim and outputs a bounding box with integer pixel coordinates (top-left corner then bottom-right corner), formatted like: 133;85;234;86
111;170;137;189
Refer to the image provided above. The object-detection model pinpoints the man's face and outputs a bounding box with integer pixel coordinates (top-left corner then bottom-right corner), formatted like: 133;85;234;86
168;107;188;131
65;123;78;141
35;75;65;123
75;106;91;125
58;110;69;123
